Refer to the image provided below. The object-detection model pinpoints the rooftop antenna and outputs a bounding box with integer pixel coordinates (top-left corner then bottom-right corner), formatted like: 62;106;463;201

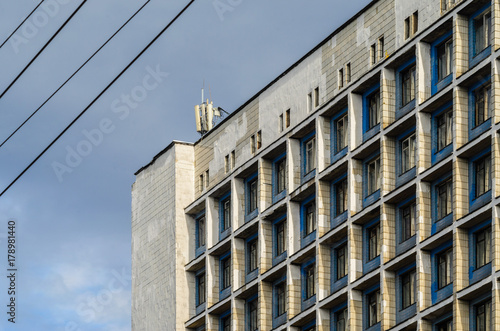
194;82;230;136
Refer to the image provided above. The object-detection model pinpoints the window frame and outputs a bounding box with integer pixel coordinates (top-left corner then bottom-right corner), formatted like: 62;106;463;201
363;153;381;208
431;242;454;304
469;78;492;141
469;5;492;66
362;84;381;141
331;238;348;294
272;153;287;203
396;196;417;255
469;148;492;212
432;312;453;331
220;310;231;331
219;192;232;240
245;233;259;283
364;286;381;330
272;275;287;328
301;195;317;248
273;214;287;265
195;268;206;312
245;173;259;222
396;265;417;324
396;128;417;187
395;59;416;119
246;295;258;331
431;31;453;94
331;302;348;331
431;174;453;235
331;108;349;163
219;251;232;300
301;258;316;311
431;103;453;165
469;220;492;285
470;294;492;331
331;173;349;229
302;131;317;182
363;218;381;274
195;211;206;257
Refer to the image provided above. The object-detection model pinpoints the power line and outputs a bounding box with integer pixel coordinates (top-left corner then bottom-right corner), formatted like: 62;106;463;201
0;0;196;198
0;0;151;149
0;0;87;100
0;0;46;49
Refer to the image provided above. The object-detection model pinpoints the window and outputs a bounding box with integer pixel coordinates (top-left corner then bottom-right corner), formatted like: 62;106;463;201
303;262;315;299
221;254;231;290
436;318;452;331
247;298;258;331
475;226;491;269
401;269;416;309
251;135;256;155
334;178;348;216
339;68;344;89
437;38;453;82
437;179;452;220
274;155;286;198
274;217;287;258
473;84;491;127
378;36;384;60
346;63;351;83
196;215;206;250
308;92;313;112
221;312;231;331
400;133;416;174
205;170;209;188
474;155;491;198
367;157;381;196
368;223;380;261
285;109;290;128
196;271;206;306
437;248;452;289
230;150;235;169
472;8;491;58
336;244;347;280
367;290;381;327
279;113;284;132
370;43;377;65
404;12;418;39
225;155;230;173
246;174;258;217
256;131;262;149
474;299;492;331
437;108;453;152
199;173;204;191
220;194;231;234
401;203;416;242
314;87;320;108
335;307;348;331
367;90;380;130
400;64;416;107
304;199;316;238
305;137;316;175
274;281;286;317
335;113;348;153
247;238;258;275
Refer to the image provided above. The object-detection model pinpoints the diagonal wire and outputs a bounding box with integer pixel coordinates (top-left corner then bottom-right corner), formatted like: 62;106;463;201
0;0;87;99
0;0;196;197
0;0;151;149
0;0;46;49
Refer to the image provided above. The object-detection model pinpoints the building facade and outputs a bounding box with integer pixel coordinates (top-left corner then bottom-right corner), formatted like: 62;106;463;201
132;0;500;330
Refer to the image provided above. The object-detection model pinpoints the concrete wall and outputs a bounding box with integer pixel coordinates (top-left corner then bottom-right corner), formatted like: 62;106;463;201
131;142;195;330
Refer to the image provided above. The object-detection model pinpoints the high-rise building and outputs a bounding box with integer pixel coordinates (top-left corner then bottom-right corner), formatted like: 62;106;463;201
132;0;500;330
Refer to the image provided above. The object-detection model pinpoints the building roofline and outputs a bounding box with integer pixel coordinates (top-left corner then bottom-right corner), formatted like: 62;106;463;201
193;0;380;146
134;140;194;176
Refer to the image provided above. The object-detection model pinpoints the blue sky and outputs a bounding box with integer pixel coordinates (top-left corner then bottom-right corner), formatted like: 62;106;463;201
0;0;370;330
